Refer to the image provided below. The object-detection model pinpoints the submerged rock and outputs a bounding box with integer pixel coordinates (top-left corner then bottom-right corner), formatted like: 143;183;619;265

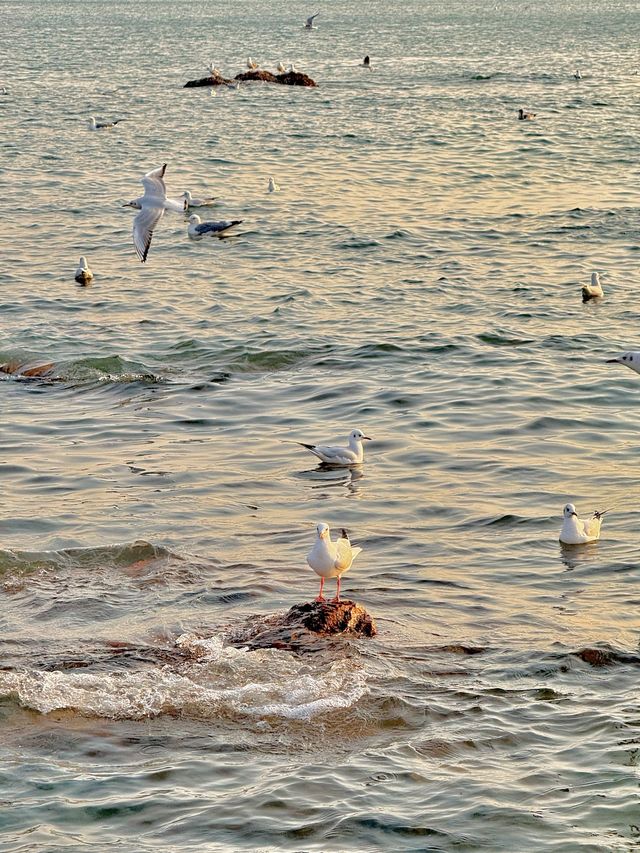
227;599;376;652
0;361;56;378
184;74;234;88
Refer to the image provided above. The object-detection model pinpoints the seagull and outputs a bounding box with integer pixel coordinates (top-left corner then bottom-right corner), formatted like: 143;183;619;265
88;115;123;130
518;108;536;120
277;61;287;73
246;57;259;69
0;87;7;95
287;63;297;73
292;428;371;466
74;256;93;285
582;272;603;302
267;177;279;193
307;523;362;602
207;62;221;76
574;68;582;79
187;214;242;238
559;503;608;545
304;12;319;28
362;55;371;67
182;190;217;208
606;351;640;374
124;164;185;263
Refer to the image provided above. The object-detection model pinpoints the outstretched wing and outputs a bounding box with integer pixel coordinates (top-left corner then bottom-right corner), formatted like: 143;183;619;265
133;205;164;262
140;164;167;202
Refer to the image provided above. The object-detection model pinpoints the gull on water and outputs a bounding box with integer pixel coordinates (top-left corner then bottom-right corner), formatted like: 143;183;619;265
362;55;371;67
606;351;640;374
277;61;287;73
74;256;93;285
247;57;259;69
307;523;362;602
88;115;123;130
304;12;319;28
518;108;536;120
182;190;217;208
187;214;242;238
268;177;279;193
293;428;371;466
124;164;185;263
559;503;608;545
582;272;603;302
574;68;582;79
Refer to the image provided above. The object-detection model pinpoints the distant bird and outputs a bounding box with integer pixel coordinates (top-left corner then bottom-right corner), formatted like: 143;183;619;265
0;87;7;95
559;503;607;545
246;57;259;70
277;61;287;73
267;176;279;193
304;12;319;28
606;351;640;374
287;63;297;73
182;190;217;208
124;164;186;263
207;62;221;76
582;272;603;302
88;115;123;131
307;523;362;602
292;428;371;466
74;256;93;285
187;214;242;238
518;108;536;120
362;55;371;67
574;68;582;80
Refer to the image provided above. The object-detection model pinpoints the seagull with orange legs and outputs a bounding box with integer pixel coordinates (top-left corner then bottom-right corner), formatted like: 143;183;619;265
307;523;362;602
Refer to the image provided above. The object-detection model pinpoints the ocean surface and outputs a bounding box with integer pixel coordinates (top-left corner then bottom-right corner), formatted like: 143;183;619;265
2;0;640;850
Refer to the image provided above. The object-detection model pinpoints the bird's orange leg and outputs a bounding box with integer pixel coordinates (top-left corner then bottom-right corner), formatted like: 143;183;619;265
315;577;325;602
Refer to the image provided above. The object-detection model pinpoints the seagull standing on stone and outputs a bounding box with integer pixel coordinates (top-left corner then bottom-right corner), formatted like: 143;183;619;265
559;503;607;545
187;214;242;238
88;115;123;130
292;428;371;466
124;164;185;263
74;256;93;285
277;61;287;73
307;523;362;602
582;272;603;302
304;12;319;28
606;351;640;373
246;57;259;69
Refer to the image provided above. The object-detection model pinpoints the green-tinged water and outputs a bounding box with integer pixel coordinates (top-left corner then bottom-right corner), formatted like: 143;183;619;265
1;0;640;850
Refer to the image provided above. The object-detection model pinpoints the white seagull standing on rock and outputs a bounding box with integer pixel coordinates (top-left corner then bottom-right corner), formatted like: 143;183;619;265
277;61;287;73
74;256;93;285
606;351;640;373
246;57;259;69
182;190;217;208
582;272;603;302
293;428;371;466
187;214;242;238
307;523;362;602
124;164;185;263
559;503;608;545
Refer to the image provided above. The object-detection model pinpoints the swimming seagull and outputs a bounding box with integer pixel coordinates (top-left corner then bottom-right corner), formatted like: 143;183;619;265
362;55;371;67
88;115;123;130
246;57;259;69
574;68;582;79
518;108;536;120
187;214;242;238
277;61;287;73
182;190;217;208
267;177;279;193
74;256;93;285
292;428;372;466
606;351;640;374
559;503;608;545
124;164;185;263
304;12;319;28
582;272;603;302
307;523;362;602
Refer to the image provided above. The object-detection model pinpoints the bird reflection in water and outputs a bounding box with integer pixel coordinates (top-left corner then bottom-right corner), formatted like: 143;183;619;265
299;463;365;496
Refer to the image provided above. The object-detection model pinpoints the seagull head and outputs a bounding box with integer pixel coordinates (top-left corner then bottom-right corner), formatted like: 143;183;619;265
563;503;578;519
122;200;140;209
182;191;192;202
316;522;330;540
606;351;640;371
188;214;201;225
79;256;87;267
350;429;371;443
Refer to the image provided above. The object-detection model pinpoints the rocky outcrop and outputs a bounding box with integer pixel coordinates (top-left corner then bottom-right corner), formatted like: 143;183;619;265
234;70;278;83
184;74;234;88
0;361;56;378
275;71;317;87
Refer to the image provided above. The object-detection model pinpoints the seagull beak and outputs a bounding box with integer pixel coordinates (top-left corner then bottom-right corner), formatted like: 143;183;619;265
363;436;372;441
605;358;620;364
571;511;578;517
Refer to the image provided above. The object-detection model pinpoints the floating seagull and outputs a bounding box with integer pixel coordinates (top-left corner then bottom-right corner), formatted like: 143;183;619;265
582;272;603;302
187;214;242;238
182;190;217;208
574;68;582;80
518;108;536;120
277;61;287;73
88;115;123;131
307;523;362;602
0;86;7;95
124;164;185;263
74;256;93;285
362;55;371;67
267;177;279;193
293;428;371;466
559;503;608;545
247;57;259;70
304;12;319;28
606;351;640;374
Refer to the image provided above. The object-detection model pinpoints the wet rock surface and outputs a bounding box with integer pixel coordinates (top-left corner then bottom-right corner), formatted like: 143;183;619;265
234;70;278;83
184;74;234;88
275;70;317;87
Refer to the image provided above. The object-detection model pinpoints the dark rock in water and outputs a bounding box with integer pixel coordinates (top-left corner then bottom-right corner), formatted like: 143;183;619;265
184;74;234;88
0;360;56;378
276;70;317;87
234;70;278;83
226;599;376;652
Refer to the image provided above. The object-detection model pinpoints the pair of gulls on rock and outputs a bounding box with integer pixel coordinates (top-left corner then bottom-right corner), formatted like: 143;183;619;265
125;165;241;262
